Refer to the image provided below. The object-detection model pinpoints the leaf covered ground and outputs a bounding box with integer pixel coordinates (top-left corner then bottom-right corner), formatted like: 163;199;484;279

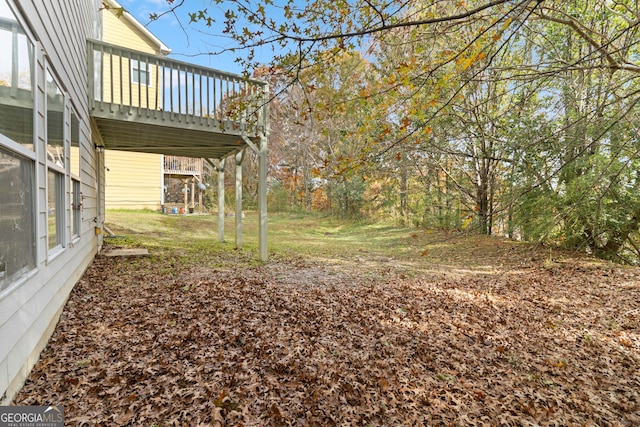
13;215;640;426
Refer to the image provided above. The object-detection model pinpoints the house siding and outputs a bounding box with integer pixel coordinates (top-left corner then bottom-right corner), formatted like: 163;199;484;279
101;6;163;210
0;0;102;403
102;7;158;54
105;150;162;210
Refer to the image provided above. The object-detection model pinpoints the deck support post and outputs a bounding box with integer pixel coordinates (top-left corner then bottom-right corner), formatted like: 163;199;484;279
217;158;226;242
235;150;244;250
240;83;269;261
257;134;268;261
243;135;268;261
160;156;165;210
183;180;188;212
190;178;195;212
258;83;270;262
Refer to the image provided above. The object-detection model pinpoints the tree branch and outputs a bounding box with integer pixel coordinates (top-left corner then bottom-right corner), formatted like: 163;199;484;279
535;7;640;73
285;0;526;43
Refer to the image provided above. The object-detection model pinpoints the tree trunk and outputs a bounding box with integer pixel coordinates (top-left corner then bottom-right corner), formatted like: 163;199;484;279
476;157;491;235
399;165;407;225
476;183;490;235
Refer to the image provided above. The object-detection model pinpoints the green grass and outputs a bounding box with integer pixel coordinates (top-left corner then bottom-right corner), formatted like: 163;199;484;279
105;210;416;260
104;209;542;271
267;212;415;257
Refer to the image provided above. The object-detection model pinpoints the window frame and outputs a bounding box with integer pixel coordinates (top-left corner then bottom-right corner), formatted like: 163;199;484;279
46;168;65;253
0;0;38;295
45;66;67;257
131;58;151;87
70;178;81;239
69;107;81;240
0;144;37;294
0;131;35;161
0;0;36;153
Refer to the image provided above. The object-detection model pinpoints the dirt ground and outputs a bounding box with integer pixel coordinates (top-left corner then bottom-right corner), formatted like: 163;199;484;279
12;238;640;426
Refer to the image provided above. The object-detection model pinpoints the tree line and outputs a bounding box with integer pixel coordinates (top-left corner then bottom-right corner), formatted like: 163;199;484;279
163;0;640;263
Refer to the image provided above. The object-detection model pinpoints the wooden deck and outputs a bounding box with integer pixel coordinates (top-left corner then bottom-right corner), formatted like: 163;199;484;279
87;40;270;260
87;39;268;159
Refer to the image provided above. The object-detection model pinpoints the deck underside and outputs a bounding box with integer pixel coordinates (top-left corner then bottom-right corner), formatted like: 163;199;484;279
91;110;254;159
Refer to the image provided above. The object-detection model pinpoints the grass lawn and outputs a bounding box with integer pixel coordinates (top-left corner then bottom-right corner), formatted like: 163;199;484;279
13;210;640;426
103;210;418;256
103;209;535;269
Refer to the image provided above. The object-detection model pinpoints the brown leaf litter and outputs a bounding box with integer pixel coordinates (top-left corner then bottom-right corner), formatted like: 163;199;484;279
12;247;640;426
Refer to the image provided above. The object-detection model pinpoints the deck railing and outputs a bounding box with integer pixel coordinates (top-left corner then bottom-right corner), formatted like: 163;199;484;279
0;16;29;99
163;156;204;176
87;39;268;135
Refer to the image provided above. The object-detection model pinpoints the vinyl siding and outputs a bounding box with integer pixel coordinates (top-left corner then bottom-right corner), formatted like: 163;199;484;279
102;8;158;54
104;150;162;210
101;6;162;112
0;0;101;403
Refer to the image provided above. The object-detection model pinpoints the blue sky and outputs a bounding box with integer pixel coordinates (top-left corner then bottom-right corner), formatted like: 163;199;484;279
118;0;278;75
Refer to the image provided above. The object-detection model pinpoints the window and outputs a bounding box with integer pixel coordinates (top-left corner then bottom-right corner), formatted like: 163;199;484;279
47;169;64;250
71;179;81;237
0;0;34;151
46;70;65;251
0;147;36;291
70;111;81;237
0;0;36;291
131;59;150;86
70;110;80;176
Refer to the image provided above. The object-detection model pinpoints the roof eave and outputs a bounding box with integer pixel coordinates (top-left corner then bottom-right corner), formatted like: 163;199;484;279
102;0;172;55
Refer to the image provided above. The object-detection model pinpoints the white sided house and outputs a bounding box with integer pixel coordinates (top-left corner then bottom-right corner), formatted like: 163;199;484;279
0;0;269;403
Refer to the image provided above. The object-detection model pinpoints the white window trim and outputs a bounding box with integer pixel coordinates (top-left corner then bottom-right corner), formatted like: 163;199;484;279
0;132;35;160
0;0;36;156
44;65;68;255
0;1;39;284
69;107;81;181
69;106;82;240
0;146;38;290
46;168;66;254
70;178;81;239
3;0;36;41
